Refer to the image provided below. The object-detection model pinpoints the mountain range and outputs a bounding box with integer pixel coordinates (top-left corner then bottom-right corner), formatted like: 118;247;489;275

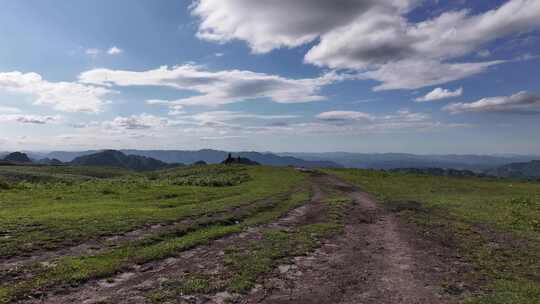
278;152;540;172
40;149;342;168
2;150;540;179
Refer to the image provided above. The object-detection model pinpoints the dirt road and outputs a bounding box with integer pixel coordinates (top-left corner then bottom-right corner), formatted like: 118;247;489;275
248;175;457;304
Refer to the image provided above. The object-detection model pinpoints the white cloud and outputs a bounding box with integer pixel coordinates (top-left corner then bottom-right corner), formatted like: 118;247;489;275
107;46;123;55
317;111;373;122
305;109;468;134
188;111;298;124
80;65;343;106
363;59;504;91
415;87;463;102
0;71;111;113
193;0;540;90
85;48;101;57
214;52;224;57
105;114;170;130
0;106;21;113
444;91;540;114
0;114;61;124
168;105;186;115
192;0;393;53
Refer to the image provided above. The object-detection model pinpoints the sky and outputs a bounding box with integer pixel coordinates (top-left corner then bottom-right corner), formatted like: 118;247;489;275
0;0;539;154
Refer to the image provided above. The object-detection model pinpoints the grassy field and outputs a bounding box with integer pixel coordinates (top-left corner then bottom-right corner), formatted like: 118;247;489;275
0;164;307;303
325;169;540;304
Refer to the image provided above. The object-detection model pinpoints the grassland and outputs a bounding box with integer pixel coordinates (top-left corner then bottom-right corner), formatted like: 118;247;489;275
0;164;307;303
325;168;540;304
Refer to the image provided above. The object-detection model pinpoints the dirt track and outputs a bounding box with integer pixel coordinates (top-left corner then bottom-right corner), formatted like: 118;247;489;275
20;174;463;304
248;176;456;304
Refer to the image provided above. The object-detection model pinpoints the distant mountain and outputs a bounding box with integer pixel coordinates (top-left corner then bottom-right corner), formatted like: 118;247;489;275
279;152;540;172
37;158;64;166
234;152;340;168
3;152;32;163
486;160;540;180
45;149;342;168
46;151;99;162
35;150;540;171
389;167;485;178
70;150;174;171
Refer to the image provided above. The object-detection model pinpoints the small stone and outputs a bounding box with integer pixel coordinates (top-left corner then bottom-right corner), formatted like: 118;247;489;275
278;265;292;274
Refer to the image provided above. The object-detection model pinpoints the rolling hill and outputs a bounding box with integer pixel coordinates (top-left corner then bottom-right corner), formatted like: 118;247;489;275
70;150;175;171
486;160;540;179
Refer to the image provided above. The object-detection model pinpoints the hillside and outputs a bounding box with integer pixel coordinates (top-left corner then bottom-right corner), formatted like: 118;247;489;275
70;150;174;171
2;152;32;163
487;160;540;179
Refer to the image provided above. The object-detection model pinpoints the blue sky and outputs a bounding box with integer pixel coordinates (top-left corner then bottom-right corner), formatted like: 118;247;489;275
0;0;539;154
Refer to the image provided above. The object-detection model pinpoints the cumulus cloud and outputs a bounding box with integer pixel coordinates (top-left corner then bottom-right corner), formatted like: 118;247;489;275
0;71;111;113
192;0;391;53
415;87;463;102
444;91;540;114
0;114;61;124
193;0;540;90
80;65;343;106
107;46;123;55
105;114;170;130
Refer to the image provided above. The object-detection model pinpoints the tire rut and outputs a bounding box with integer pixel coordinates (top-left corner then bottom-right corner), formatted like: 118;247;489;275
20;184;322;304
0;194;288;274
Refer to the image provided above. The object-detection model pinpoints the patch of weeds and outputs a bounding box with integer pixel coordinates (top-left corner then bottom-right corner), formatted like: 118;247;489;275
99;188;116;195
385;200;427;213
465;280;540;304
156;193;180;200
507;197;540;232
0;179;11;190
176;273;213;294
161;165;252;187
146;274;221;303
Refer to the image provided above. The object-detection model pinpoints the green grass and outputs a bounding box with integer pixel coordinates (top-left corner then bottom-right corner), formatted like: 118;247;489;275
0;178;310;303
218;194;347;294
146;191;351;302
155;165;251;187
0;165;304;257
325;168;540;303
